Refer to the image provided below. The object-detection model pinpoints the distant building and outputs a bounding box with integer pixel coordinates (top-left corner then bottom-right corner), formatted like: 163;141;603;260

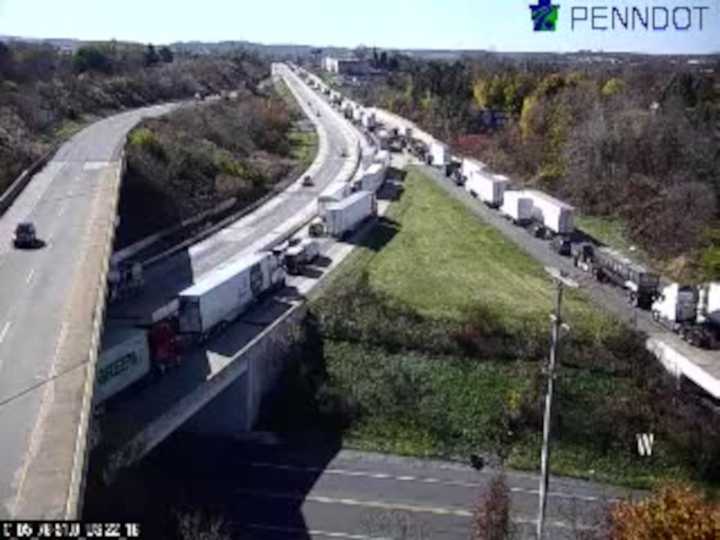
323;56;370;76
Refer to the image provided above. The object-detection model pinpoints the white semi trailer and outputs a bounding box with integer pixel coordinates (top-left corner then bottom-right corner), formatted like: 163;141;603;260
322;190;377;239
429;141;449;167
178;251;286;337
461;158;485;183
465;172;509;208
525;190;575;236
500;191;534;225
94;327;151;405
358;163;386;193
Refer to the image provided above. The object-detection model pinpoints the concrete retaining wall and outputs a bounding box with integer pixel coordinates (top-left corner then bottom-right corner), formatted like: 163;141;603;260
104;303;308;481
0;147;57;217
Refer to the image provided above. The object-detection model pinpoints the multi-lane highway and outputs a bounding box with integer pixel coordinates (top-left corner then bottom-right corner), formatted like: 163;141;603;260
94;65;371;465
0;103;176;518
108;65;368;325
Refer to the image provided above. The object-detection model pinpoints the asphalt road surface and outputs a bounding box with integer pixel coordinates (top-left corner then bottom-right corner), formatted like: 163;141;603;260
222;441;638;540
96;66;371;456
108;65;366;326
0;103;177;517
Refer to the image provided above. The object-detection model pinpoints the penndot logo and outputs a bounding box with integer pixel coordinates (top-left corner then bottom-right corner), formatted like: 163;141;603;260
530;0;560;31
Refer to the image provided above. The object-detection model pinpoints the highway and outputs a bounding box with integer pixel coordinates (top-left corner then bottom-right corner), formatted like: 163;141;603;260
108;65;367;325
0;103;176;518
95;65;371;465
231;445;638;540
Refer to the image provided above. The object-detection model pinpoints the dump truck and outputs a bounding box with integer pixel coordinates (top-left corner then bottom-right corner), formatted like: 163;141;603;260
322;190;377;239
178;251;286;338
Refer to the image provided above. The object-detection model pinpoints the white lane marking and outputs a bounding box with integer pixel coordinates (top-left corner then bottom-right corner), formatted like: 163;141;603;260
0;321;11;344
57;205;66;217
25;269;35;285
248;525;391;540
245;461;615;502
235;489;472;517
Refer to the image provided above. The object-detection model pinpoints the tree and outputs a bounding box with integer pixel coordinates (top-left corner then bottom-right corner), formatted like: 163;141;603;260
158;46;174;64
144;44;160;67
73;46;113;74
609;484;720;539
472;473;511;540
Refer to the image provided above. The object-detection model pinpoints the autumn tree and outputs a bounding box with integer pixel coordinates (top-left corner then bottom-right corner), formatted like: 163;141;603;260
609;484;720;539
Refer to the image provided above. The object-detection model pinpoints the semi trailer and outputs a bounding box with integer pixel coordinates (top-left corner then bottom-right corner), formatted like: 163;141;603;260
524;190;575;236
319;190;377;239
94;321;180;405
573;243;660;309
465;172;508;208
500;191;534;225
178;251;286;338
428;141;449;167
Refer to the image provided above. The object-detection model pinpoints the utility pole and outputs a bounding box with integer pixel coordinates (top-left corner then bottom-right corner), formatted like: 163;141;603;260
537;267;578;540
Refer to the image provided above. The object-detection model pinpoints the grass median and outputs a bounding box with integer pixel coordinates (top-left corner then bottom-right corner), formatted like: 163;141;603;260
262;167;719;491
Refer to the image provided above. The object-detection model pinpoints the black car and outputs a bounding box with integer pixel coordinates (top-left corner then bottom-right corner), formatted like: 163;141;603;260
13;222;40;249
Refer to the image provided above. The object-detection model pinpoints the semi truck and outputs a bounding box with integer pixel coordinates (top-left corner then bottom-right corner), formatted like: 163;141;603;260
465;172;508;208
94;321;180;405
524;190;575;236
178;251;286;338
284;239;321;275
320;190;377;239
500;191;533;225
573;244;660;309
108;262;144;302
652;282;720;348
318;182;351;213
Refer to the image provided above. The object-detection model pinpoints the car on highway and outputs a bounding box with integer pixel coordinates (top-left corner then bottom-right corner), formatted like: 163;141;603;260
302;175;315;187
340;150;348;158
13;222;41;249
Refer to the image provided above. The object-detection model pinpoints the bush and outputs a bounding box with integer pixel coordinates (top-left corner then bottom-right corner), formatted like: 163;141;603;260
609;484;720;539
472;473;511;540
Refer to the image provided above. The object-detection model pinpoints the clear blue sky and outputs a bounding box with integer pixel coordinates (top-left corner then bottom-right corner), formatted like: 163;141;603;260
0;0;718;54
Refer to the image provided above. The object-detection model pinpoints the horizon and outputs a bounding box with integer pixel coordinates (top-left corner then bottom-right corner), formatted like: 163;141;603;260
0;0;718;55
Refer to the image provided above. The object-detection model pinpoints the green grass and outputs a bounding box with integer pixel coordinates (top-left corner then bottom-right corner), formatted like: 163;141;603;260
320;167;614;340
291;168;709;490
288;130;318;170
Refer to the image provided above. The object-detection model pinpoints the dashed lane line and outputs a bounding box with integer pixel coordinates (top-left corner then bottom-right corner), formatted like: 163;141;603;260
243;461;614;503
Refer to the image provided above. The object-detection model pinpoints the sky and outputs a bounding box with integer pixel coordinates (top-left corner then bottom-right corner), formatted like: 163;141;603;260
0;0;718;54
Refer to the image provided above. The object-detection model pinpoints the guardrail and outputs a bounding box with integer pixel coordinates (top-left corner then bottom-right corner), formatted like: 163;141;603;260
0;146;58;217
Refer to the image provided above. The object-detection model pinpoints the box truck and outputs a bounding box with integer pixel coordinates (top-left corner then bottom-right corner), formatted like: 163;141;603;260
500;191;534;225
524;190;575;236
322;190;377;239
178;251;286;337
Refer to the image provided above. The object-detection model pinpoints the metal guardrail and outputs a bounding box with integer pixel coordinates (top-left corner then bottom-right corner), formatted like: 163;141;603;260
0;146;58;217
